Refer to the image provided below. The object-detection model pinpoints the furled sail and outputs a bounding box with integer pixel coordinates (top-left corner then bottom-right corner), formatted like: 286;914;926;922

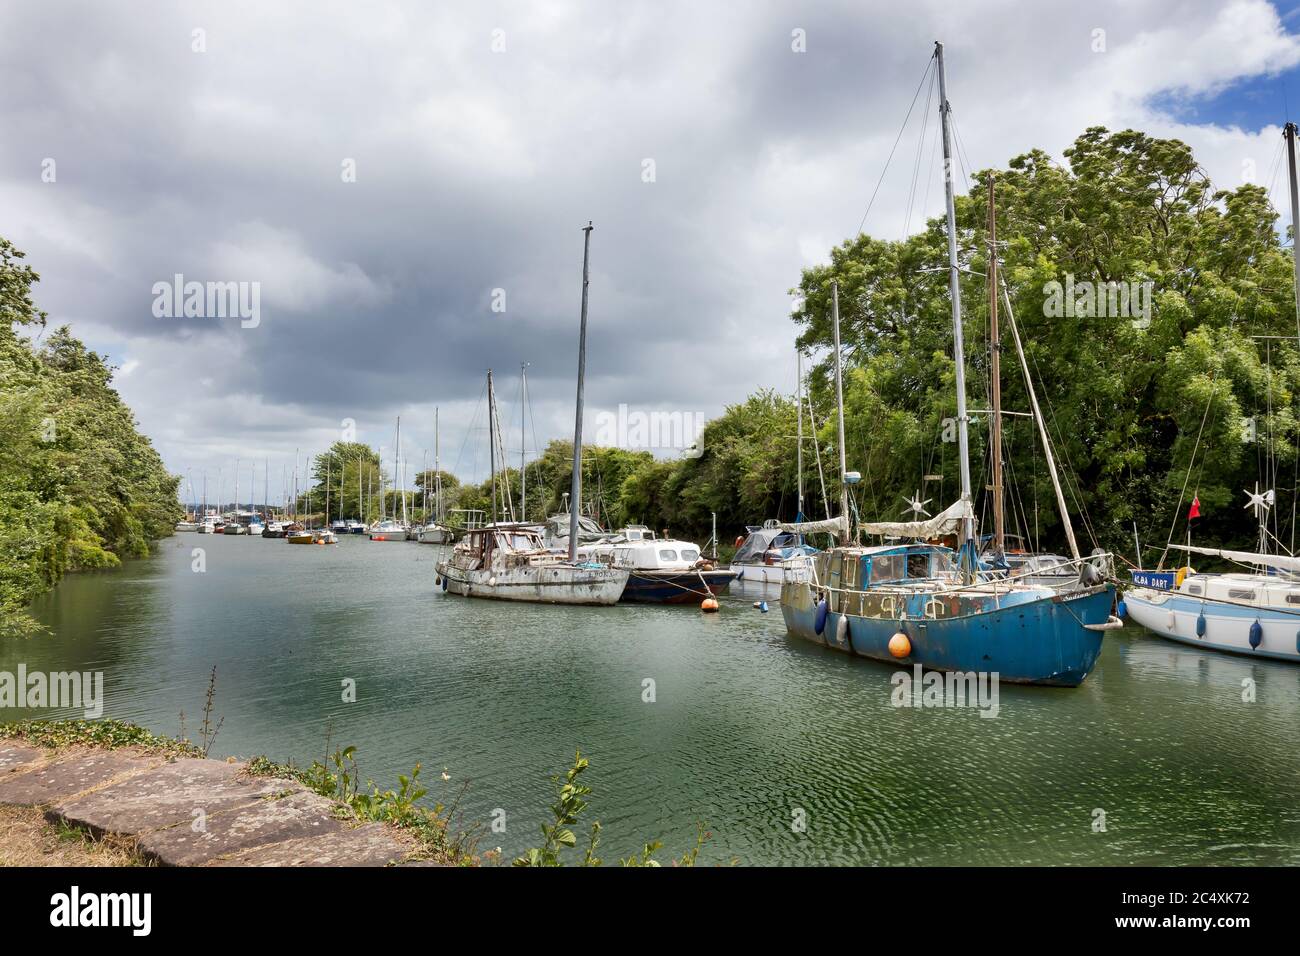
1170;543;1300;575
858;498;974;538
776;515;848;536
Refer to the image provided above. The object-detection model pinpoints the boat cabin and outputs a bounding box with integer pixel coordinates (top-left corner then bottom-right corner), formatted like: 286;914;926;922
819;543;960;592
578;534;705;571
1178;571;1300;609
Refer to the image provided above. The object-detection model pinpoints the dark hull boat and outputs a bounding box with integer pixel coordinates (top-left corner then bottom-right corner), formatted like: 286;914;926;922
621;568;737;604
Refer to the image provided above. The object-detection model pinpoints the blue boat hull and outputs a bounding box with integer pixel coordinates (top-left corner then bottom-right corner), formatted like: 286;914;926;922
781;581;1114;686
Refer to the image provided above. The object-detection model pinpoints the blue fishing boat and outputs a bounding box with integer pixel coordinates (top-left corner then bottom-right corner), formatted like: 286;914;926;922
780;42;1120;686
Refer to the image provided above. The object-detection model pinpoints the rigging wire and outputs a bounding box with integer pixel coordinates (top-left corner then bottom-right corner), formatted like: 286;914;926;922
855;54;936;237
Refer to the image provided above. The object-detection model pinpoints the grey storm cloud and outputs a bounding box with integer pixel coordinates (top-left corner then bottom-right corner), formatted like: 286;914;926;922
1;0;1296;492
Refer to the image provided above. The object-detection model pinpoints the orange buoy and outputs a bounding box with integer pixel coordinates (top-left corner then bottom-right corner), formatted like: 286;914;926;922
888;632;911;658
701;597;720;613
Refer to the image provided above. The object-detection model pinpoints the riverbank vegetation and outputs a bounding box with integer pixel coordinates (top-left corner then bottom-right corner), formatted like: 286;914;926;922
1;237;180;637
2;719;715;866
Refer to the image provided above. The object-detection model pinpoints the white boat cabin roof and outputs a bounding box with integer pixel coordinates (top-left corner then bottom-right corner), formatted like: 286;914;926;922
1179;572;1300;608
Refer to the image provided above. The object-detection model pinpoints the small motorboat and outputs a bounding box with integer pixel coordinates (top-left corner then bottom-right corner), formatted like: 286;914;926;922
313;529;339;545
262;521;286;539
369;519;408;541
286;527;315;544
174;519;199;532
346;519;366;534
416;523;455;544
577;526;736;603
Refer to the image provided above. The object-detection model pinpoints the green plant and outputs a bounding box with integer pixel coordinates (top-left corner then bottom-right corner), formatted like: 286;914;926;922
514;751;601;867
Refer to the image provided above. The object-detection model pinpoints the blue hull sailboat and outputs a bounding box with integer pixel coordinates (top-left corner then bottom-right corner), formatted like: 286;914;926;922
780;42;1119;687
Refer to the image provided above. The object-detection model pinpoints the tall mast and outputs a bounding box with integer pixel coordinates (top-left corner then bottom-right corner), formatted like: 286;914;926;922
988;178;1005;555
264;458;269;521
325;454;331;526
831;281;849;544
520;363;529;522
1287;123;1300;331
796;351;804;518
358;452;363;524
234;458;239;515
569;222;594;562
488;371;498;526
935;41;974;549
202;470;206;514
396;417;407;526
435;407;442;521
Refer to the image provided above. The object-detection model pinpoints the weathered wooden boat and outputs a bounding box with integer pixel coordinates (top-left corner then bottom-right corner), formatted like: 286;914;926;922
438;524;628;604
437;224;629;606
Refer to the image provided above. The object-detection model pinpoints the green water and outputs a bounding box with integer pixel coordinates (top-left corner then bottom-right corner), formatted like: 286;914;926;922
5;533;1300;865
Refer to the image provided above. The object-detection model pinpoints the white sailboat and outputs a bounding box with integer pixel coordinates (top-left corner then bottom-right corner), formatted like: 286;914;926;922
417;407;455;544
436;224;628;605
1124;121;1300;665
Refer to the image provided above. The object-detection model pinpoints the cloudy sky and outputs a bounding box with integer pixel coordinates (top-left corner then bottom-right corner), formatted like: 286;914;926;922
4;0;1300;504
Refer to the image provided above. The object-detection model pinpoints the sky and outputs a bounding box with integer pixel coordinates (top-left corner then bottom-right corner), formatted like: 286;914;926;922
4;0;1300;505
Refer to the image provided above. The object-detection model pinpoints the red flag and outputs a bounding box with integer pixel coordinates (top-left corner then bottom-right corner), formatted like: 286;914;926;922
1188;496;1201;520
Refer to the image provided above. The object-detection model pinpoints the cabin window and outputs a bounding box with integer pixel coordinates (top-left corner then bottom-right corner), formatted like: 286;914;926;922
907;553;930;579
870;554;905;583
1287;594;1300;605
1185;585;1202;595
659;549;679;561
681;549;699;562
1228;589;1256;601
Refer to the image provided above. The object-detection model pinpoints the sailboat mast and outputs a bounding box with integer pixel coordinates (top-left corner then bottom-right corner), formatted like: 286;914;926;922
796;351;804;518
935;41;974;547
831;281;850;544
397;417;407;526
435;407;441;521
521;363;528;522
488;371;498;526
569;222;594;563
988;178;1005;555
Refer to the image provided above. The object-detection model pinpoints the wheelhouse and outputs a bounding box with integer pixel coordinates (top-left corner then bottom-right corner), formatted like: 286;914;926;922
824;544;959;592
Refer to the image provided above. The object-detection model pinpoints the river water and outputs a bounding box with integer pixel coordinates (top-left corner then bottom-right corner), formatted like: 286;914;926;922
4;533;1299;865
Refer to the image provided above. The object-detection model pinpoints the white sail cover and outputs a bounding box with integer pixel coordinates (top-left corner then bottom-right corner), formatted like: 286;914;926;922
776;515;848;535
1170;543;1300;574
858;498;974;538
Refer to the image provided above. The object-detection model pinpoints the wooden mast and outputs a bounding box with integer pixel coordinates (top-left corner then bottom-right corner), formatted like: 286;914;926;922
988;178;1005;556
831;281;849;544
